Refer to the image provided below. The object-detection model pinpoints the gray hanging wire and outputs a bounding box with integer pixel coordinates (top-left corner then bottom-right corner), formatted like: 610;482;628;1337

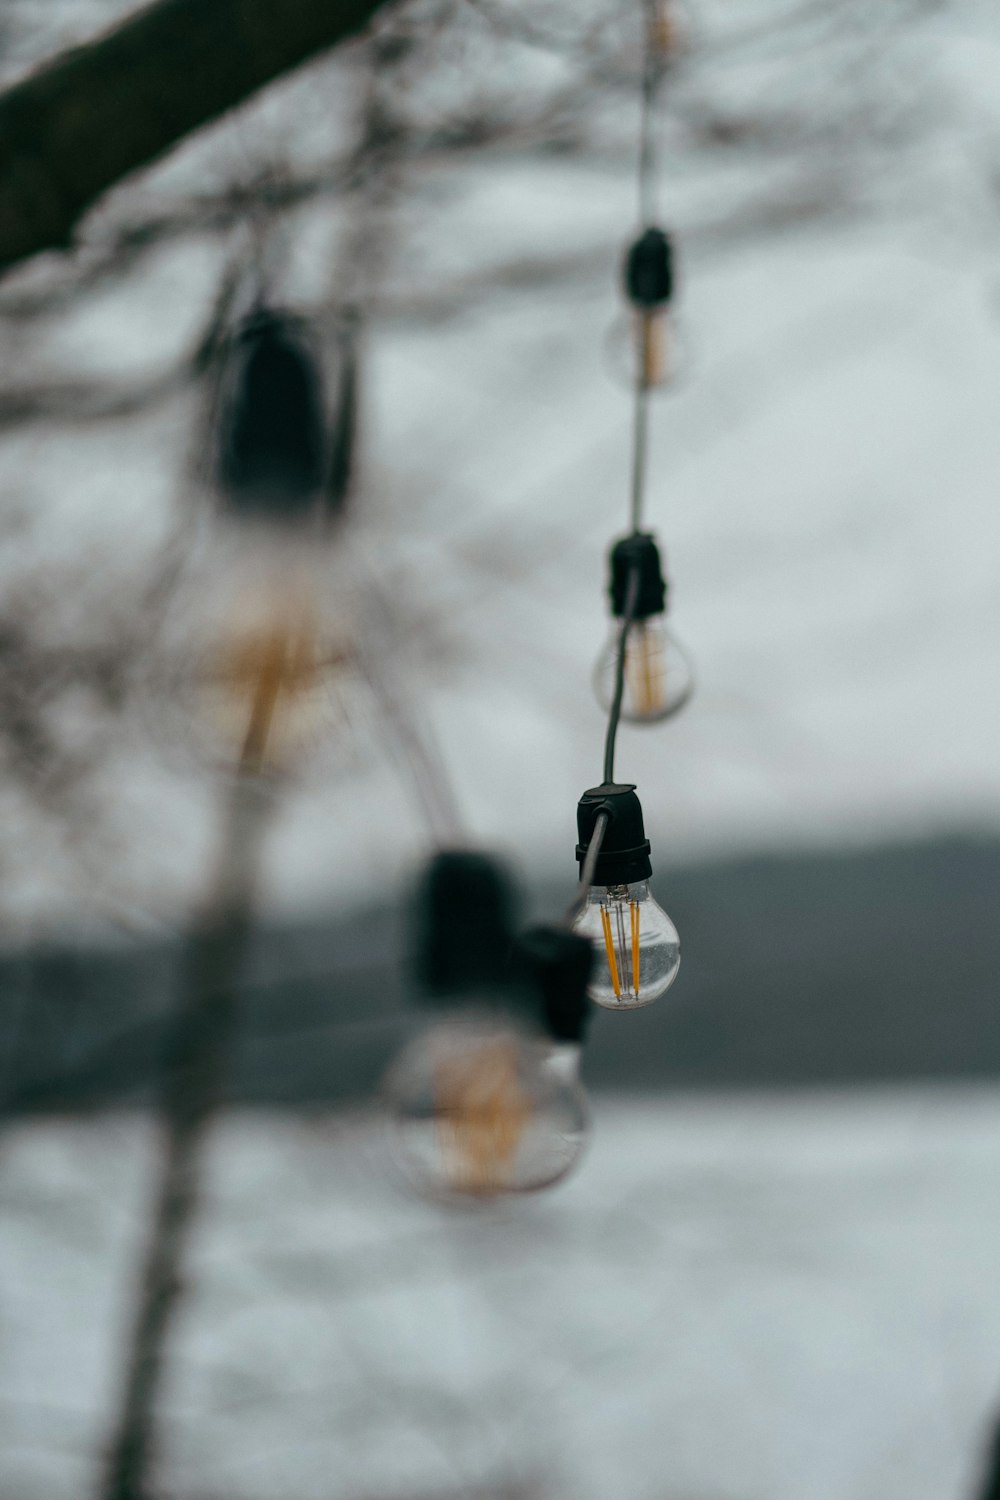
569;0;671;924
629;0;668;536
602;564;641;785
602;0;667;776
564;559;640;924
564;808;609;923
629;359;651;535
637;0;665;227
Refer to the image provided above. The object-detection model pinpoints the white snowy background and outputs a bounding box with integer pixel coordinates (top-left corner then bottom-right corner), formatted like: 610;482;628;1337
4;1092;1000;1500
0;2;999;1497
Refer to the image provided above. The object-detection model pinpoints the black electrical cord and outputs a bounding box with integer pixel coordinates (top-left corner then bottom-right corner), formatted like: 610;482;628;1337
579;810;609;891
574;6;665;905
602;563;641;786
564;807;609;924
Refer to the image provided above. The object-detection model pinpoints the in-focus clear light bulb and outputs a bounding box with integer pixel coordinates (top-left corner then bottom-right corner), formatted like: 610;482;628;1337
594;615;694;724
573;782;681;1011
385;1012;589;1201
572;880;679;1010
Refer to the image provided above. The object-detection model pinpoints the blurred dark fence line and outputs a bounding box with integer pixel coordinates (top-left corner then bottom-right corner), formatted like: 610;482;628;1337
1;832;997;1114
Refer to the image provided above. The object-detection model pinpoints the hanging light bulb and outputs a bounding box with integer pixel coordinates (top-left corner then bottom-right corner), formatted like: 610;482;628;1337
647;0;688;63
624;226;675;389
386;1012;589;1200
143;308;366;777
216;307;329;522
571;783;680;1009
593;532;694;723
152;531;360;776
384;854;589;1200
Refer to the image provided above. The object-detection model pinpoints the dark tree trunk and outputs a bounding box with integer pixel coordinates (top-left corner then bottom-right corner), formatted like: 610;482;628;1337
0;0;395;275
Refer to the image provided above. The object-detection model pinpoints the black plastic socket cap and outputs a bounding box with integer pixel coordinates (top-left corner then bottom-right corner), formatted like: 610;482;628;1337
609;532;667;620
518;925;594;1043
624;227;674;308
576;783;653;886
218;308;326;519
414;850;519;1000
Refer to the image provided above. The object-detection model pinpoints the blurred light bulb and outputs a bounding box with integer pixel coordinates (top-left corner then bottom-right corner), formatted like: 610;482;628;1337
192;562;344;773
603;309;691;394
648;0;688;61
594;533;694;724
385;1013;589;1201
593;616;694;723
572;880;680;1010
146;526;364;777
637;308;670;387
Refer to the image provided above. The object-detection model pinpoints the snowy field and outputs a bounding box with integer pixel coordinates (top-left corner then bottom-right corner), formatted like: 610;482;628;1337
3;1088;1000;1500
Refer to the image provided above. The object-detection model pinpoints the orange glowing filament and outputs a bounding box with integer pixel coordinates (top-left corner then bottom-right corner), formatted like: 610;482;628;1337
433;1037;534;1193
203;597;349;770
597;898;644;1002
639;309;668;388
600;905;623;999
627;622;667;718
648;0;680;60
631;900;640;995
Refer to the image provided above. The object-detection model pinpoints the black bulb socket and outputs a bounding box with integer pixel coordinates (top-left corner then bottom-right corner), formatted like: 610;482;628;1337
624;227;675;309
414;850;519;1003
576;783;653;886
517;925;594;1044
609;532;667;620
217;307;327;521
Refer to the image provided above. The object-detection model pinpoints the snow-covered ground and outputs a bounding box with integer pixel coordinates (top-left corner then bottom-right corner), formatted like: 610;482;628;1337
3;1089;1000;1500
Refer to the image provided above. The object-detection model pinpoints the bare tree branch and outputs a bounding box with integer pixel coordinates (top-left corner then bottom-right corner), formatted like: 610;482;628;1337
0;0;397;276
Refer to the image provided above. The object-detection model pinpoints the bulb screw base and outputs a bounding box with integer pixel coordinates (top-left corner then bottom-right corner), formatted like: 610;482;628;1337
576;783;653;886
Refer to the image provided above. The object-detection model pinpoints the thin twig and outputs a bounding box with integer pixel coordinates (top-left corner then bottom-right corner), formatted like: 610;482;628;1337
100;654;281;1500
